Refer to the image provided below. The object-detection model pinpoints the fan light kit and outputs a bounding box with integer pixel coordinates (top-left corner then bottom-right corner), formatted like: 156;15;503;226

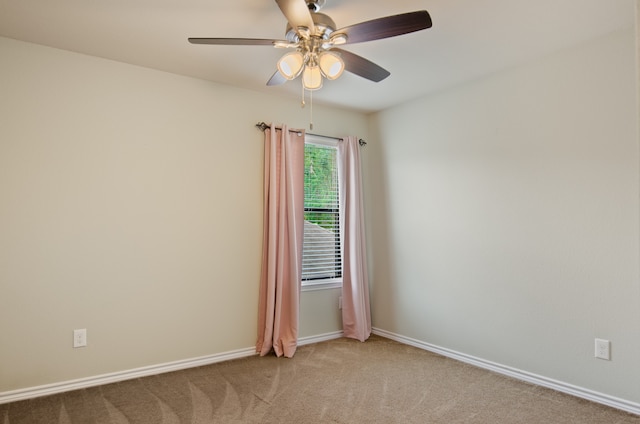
278;50;344;90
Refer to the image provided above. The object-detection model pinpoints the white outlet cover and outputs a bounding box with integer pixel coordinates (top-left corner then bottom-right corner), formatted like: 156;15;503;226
73;329;87;348
595;338;610;360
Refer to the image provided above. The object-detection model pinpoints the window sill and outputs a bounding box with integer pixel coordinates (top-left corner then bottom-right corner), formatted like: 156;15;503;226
301;279;342;292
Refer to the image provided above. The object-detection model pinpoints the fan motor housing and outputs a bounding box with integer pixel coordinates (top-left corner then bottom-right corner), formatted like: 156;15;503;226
285;12;336;42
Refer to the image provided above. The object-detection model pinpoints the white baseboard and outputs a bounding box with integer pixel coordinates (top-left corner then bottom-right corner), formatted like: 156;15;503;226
298;330;344;346
0;331;346;405
0;346;257;405
372;327;640;416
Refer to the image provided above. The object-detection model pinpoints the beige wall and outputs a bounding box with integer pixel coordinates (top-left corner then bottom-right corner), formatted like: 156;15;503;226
367;27;640;402
0;37;366;392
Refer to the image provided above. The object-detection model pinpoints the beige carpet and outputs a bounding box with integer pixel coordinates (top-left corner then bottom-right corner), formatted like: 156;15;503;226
2;335;639;423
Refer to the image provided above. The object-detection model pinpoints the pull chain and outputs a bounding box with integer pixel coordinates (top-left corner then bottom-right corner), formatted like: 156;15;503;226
309;89;313;130
299;79;313;130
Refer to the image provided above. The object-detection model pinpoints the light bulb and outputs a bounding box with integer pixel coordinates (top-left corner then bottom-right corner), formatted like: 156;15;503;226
302;65;323;90
318;51;345;80
277;51;305;80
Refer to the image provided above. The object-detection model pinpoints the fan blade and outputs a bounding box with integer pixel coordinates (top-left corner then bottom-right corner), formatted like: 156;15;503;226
335;10;432;45
188;38;283;46
267;71;287;86
275;0;315;34
333;48;390;82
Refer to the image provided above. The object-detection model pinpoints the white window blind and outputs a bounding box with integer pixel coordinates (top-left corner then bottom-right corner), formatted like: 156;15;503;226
302;139;341;282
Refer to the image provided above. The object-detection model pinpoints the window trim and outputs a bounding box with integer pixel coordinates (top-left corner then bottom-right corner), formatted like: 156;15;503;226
301;134;342;290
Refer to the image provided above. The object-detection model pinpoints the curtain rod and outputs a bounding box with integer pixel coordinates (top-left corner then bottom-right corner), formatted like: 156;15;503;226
255;122;366;146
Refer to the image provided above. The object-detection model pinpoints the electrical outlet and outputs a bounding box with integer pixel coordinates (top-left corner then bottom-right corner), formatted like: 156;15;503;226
73;329;87;348
595;338;610;360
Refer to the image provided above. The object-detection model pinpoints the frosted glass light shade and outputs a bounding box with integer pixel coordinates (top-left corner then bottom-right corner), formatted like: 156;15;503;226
277;52;305;80
302;65;323;90
318;52;344;80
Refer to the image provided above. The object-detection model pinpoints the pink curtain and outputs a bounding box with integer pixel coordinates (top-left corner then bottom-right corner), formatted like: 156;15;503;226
338;136;371;342
256;124;305;358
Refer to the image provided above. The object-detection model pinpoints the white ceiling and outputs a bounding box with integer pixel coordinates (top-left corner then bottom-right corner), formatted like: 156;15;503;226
0;0;634;113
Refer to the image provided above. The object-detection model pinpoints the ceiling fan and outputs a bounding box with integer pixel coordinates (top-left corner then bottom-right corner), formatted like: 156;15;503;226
188;0;432;91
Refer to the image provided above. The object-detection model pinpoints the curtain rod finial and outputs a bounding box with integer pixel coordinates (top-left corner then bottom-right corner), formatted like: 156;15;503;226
256;122;269;132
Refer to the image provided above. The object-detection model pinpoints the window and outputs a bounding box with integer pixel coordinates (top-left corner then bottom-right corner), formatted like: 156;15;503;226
302;135;342;290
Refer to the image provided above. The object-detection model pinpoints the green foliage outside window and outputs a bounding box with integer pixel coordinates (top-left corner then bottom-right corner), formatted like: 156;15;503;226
304;143;339;231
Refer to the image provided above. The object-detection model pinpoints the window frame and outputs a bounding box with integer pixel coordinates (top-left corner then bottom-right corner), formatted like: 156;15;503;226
301;134;342;292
